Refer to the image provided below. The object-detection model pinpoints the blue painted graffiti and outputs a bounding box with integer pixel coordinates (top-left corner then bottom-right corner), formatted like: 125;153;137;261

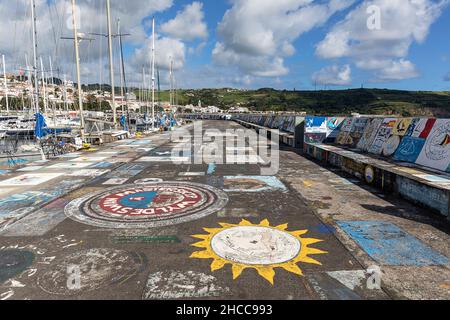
311;223;336;234
0;179;85;217
0;158;29;167
90;162;113;169
207;163;216;175
224;176;288;193
118;191;157;209
338;221;450;266
393;136;426;163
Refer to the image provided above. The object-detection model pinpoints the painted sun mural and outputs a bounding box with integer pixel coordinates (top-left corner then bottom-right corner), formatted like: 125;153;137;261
190;219;327;284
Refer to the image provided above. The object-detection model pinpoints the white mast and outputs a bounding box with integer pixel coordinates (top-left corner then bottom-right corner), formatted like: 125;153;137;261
151;17;155;131
49;56;54;86
25;54;33;111
40;57;47;114
117;18;124;115
106;0;117;127
2;54;9;114
71;0;85;138
30;0;39;114
142;67;146;116
169;57;174;106
63;74;68;115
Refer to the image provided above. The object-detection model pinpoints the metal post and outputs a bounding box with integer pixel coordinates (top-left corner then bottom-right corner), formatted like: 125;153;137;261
117;19;124;115
30;0;39;114
106;0;116;127
40;57;47;114
2;54;9;114
151;17;155;131
71;0;85;139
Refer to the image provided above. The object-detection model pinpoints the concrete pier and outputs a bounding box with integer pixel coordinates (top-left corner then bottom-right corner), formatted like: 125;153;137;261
0;120;449;300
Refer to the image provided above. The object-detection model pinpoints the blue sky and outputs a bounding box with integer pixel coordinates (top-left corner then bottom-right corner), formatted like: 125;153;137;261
114;0;450;91
2;0;450;91
145;0;450;91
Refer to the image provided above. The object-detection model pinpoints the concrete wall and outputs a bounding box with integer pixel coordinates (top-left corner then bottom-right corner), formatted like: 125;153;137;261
304;143;450;219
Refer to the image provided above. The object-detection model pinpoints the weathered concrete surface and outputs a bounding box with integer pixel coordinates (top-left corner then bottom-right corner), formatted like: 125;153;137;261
0;120;448;300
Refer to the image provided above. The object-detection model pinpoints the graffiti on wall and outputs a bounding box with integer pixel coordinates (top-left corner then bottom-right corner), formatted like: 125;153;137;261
367;118;398;155
393;136;426;163
415;120;450;171
356;118;383;151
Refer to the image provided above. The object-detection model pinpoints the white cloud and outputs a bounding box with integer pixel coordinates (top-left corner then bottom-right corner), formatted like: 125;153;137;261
212;0;355;78
312;64;352;86
316;0;449;81
131;35;185;72
445;72;450;81
161;2;208;41
0;0;173;83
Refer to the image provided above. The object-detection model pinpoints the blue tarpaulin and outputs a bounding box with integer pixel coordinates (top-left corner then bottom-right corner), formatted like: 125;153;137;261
120;115;129;131
34;113;47;138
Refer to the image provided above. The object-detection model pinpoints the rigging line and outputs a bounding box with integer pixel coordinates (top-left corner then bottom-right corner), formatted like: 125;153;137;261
47;0;58;61
12;0;19;70
52;0;64;78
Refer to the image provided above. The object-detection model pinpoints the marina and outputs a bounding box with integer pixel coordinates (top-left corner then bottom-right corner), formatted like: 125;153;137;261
0;0;449;305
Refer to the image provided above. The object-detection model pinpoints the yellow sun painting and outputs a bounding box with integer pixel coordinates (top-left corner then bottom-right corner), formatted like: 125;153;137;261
190;219;327;285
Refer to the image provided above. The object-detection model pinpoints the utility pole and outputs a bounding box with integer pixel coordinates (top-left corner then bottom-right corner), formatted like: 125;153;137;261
106;0;116;128
2;54;9;114
71;0;85;139
30;0;39;114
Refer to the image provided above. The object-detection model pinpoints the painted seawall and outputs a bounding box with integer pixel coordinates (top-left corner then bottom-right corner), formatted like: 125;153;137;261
304;142;450;219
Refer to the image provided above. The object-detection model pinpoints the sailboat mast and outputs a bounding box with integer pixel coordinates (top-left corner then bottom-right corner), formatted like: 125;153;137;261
71;0;85;139
49;56;54;86
63;74;68;115
25;54;33;112
106;0;117;127
117;19;124;114
30;0;39;114
151;17;155;131
142;67;146;115
169;57;174;106
40;57;47;114
2;55;9;114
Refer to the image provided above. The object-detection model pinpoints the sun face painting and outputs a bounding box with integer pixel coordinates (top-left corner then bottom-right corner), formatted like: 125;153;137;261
190;219;327;284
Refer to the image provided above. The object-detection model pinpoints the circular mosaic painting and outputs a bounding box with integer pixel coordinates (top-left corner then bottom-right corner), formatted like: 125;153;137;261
190;220;327;284
65;182;228;228
210;226;301;265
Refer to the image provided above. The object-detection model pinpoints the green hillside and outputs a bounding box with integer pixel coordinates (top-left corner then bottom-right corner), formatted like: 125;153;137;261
153;88;450;117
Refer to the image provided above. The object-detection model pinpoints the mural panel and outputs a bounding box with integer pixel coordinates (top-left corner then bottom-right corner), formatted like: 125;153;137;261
415;119;450;171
